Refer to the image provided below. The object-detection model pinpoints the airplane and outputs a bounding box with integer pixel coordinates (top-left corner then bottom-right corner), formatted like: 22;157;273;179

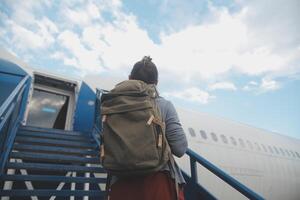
0;48;299;200
176;107;300;199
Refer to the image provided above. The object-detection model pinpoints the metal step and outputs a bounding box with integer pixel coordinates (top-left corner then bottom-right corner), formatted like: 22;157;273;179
10;152;100;164
13;144;99;156
17;130;92;142
15;137;97;149
6;162;105;173
0;189;104;197
0;174;106;184
19;126;85;136
1;126;106;199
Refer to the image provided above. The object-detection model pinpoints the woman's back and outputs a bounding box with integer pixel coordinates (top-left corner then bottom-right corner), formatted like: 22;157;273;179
109;56;187;200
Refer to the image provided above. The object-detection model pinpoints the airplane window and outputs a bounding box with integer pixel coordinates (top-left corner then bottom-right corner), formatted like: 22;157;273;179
230;137;237;146
211;132;218;142
254;143;261;151
220;134;228;144
200;130;207;139
289;150;295;157
273;146;280;154
238;138;245;148
285;149;291;157
295;152;300;158
279;148;285;156
246;140;253;149
188;128;196;137
268;146;274;154
261;144;267;152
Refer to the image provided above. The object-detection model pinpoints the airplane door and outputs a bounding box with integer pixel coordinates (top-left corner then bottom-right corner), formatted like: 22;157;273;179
25;73;77;130
26;89;70;130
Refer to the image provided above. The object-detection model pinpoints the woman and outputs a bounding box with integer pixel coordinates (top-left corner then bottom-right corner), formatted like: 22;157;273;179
109;56;188;200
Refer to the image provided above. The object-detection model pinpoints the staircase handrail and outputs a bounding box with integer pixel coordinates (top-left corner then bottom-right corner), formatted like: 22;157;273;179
185;148;265;200
0;74;31;174
0;75;29;117
91;88;108;147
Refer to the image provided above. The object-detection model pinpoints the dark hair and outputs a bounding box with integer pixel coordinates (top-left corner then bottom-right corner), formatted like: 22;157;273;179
129;56;158;84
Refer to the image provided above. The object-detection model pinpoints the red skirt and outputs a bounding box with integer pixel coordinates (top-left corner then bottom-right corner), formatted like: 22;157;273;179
109;171;185;200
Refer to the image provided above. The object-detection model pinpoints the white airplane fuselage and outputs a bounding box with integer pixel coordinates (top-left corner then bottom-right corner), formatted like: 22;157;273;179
176;108;300;200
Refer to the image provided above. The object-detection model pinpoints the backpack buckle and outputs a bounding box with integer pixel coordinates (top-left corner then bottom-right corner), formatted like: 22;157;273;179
147;115;155;125
158;133;163;147
100;144;105;163
102;115;107;122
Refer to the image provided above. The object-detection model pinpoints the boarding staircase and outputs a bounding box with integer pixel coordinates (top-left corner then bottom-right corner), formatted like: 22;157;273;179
0;126;106;199
0;71;265;199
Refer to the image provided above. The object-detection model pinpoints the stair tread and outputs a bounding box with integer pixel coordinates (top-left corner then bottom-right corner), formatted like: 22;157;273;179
6;162;105;173
13;144;99;156
0;174;106;183
19;126;85;136
17;130;92;142
0;189;104;197
10;152;100;164
15;136;97;148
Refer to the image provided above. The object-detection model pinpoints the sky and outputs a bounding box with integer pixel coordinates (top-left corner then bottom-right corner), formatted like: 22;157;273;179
0;0;299;139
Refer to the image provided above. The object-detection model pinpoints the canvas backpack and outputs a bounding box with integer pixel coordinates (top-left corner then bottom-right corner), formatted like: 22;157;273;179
100;80;171;176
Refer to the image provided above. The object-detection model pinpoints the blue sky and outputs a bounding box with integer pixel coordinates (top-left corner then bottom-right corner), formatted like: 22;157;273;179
0;0;299;139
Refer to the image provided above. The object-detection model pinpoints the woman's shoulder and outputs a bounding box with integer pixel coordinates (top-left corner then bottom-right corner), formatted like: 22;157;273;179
156;96;172;108
156;96;177;116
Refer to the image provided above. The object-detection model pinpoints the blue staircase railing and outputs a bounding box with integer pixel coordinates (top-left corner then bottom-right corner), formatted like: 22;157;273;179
0;74;31;174
184;148;265;199
91;89;108;147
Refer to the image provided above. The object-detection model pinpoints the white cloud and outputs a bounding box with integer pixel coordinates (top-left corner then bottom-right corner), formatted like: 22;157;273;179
63;2;103;27
249;81;258;85
154;5;299;79
92;17;156;70
50;51;65;60
58;30;103;72
50;51;79;68
9;21;53;49
63;57;78;67
260;78;280;91
153;10;246;79
87;3;101;18
209;82;237;91
163;87;215;104
243;81;258;91
64;9;92;26
39;17;59;34
1;2;58;51
8;0;42;25
58;2;285;79
1;0;299;87
83;74;124;91
64;1;299;82
243;79;280;93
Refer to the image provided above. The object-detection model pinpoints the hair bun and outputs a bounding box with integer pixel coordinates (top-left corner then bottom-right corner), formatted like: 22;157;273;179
142;56;152;63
